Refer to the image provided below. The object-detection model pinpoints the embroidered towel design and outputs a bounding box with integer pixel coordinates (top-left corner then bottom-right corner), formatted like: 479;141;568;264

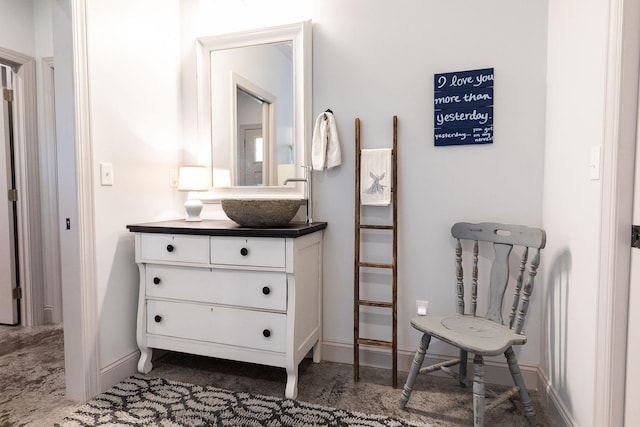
312;111;341;170
361;148;392;206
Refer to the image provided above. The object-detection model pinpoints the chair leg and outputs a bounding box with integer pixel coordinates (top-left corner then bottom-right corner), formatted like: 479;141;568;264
472;354;485;427
505;347;536;425
459;349;469;387
399;333;431;409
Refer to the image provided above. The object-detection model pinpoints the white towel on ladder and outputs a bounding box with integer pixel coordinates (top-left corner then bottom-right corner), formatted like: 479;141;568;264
361;148;392;206
312;111;341;170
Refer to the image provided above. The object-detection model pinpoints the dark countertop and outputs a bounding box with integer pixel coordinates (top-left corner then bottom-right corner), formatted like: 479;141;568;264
126;219;327;238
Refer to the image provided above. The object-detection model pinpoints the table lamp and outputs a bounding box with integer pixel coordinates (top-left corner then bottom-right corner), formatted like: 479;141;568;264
178;165;210;221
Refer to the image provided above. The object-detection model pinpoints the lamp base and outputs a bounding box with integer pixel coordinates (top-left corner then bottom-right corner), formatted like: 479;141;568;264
184;198;203;222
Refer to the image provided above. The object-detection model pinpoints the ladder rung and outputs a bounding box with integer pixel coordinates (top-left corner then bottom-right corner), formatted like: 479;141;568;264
360;224;394;230
359;262;394;269
357;338;394;348
358;300;393;308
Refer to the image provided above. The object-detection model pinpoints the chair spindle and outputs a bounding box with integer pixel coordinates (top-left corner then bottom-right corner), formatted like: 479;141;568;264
472;240;479;317
509;247;529;329
456;238;465;314
515;248;540;334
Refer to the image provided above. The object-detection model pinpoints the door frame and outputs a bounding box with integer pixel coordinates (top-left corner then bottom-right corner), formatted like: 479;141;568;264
40;56;63;324
0;46;44;327
594;0;640;425
57;0;101;400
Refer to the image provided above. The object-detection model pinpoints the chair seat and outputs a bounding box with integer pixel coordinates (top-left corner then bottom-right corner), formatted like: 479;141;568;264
410;314;527;356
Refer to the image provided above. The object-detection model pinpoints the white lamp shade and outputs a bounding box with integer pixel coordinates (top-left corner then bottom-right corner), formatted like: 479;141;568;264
177;166;210;191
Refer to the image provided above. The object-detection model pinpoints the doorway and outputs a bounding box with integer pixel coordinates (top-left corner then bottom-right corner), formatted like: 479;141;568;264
235;86;271;186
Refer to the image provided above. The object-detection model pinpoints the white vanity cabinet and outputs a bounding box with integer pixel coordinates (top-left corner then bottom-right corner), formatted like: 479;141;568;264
127;220;326;399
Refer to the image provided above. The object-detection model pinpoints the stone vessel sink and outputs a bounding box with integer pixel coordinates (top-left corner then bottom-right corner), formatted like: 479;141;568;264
221;199;302;228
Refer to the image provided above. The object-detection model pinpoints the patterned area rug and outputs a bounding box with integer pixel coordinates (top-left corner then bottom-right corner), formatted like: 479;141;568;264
56;375;425;426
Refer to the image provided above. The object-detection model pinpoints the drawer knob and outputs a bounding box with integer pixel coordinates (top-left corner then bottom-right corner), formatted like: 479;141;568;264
262;286;271;295
154;315;162;323
166;244;175;253
262;329;271;338
153;277;161;285
240;247;249;256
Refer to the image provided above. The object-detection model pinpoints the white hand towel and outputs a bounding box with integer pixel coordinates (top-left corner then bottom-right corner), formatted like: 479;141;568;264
312;111;341;170
361;148;392;206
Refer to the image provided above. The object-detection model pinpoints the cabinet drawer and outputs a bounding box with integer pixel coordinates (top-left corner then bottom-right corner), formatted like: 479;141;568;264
146;300;286;353
140;234;209;264
146;265;287;311
211;236;285;268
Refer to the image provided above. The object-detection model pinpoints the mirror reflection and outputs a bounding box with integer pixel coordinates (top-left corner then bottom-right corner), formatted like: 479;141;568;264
210;41;294;187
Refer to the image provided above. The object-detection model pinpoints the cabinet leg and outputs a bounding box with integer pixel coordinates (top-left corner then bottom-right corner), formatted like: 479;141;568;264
285;366;298;399
137;347;153;373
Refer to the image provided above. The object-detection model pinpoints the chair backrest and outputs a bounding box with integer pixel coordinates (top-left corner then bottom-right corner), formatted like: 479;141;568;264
450;222;546;334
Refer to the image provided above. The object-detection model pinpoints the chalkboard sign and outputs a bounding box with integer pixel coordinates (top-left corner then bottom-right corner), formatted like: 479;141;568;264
434;68;494;146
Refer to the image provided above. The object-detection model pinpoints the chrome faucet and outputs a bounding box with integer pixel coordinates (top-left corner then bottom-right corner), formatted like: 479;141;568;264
283;166;312;223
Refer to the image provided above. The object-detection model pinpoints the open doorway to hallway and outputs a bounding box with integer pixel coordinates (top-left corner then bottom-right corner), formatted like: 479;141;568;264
0;49;62;328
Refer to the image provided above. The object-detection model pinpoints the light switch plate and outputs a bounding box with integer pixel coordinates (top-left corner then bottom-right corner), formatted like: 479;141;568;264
100;162;114;186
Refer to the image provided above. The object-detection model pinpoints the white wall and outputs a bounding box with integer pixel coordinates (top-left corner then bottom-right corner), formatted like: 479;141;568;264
84;0;183;382
543;0;609;413
34;0;53;58
0;0;35;55
180;0;548;375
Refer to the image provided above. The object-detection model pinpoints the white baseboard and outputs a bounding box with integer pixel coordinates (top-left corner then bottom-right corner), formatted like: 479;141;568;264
321;340;539;390
536;367;576;427
99;350;140;392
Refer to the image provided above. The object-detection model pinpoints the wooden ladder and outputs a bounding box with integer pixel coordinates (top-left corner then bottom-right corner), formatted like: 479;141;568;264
353;116;398;387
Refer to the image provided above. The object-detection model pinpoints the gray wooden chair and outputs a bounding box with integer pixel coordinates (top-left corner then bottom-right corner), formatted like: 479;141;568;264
399;222;546;427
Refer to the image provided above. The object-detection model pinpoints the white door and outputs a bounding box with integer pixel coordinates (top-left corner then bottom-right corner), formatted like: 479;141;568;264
0;65;18;325
625;105;640;425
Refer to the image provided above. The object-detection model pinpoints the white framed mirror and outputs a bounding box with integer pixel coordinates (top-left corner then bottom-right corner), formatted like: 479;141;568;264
196;20;312;200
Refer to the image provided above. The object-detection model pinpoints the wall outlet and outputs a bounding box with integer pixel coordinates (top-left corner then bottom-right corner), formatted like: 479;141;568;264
416;300;429;316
